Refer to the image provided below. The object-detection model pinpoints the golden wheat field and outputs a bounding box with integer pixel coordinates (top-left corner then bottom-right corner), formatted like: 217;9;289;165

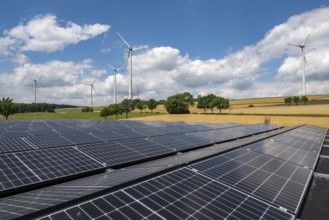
132;114;329;128
133;95;329;128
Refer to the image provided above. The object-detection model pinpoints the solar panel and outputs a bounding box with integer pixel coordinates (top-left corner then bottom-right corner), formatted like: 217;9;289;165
40;168;293;220
116;129;145;139
0;137;35;154
0;153;41;193
13;147;105;181
24;135;74;149
191;130;235;142
115;138;174;157
246;139;319;169
271;133;323;153
60;133;103;145
89;130;127;141
78;142;148;167
190;148;312;213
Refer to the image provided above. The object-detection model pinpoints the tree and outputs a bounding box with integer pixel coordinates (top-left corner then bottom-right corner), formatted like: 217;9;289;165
197;95;207;113
165;92;194;114
301;96;308;105
147;99;157;113
121;99;133;119
0;97;18;120
100;107;110;119
212;97;229;114
284;97;292;106
136;100;147;113
108;104;123;119
292;96;300;105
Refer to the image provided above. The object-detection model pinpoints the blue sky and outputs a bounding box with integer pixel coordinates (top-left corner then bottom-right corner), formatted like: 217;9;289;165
0;0;329;105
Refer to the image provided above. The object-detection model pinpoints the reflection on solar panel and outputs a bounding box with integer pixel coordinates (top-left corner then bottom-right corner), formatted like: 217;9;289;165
0;137;35;153
246;139;318;169
271;133;323;153
41;168;293;220
190;148;312;213
78;142;148;167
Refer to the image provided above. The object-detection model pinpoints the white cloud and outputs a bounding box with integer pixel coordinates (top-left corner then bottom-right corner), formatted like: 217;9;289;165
2;14;110;53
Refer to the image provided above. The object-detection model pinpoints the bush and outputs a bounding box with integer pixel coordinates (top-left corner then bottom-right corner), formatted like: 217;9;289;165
82;107;93;112
248;104;254;108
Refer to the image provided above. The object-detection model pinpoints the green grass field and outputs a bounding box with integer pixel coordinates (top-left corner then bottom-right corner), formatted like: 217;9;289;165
1;108;165;120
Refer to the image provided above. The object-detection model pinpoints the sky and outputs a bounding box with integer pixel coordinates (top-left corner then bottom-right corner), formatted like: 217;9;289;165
0;0;329;106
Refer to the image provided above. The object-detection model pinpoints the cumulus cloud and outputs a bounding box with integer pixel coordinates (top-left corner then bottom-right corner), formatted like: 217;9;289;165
130;6;329;101
1;14;110;53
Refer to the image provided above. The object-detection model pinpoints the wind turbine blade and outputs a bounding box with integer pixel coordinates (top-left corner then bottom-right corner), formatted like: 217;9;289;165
108;64;116;70
121;52;129;70
288;43;300;47
38;75;45;81
116;32;131;48
91;85;96;92
133;46;151;51
302;33;310;46
92;79;96;84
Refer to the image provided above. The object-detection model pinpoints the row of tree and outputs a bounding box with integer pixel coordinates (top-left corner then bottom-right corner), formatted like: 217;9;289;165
284;96;308;106
197;94;230;114
100;98;158;119
163;92;230;114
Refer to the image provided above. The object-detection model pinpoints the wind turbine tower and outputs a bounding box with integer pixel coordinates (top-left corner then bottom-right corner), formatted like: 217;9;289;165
86;79;96;107
28;75;44;103
108;64;122;104
116;32;151;99
288;33;310;96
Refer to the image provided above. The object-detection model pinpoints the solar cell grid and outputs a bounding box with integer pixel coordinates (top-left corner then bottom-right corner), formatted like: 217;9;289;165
0;137;35;154
40;168;293;220
60;133;103;145
116;129;145;139
24;135;74;149
14;147;105;181
90;130;126;141
0;153;41;193
246;139;319;169
78;142;148;167
271;134;322;152
190;148;312;213
115;138;174;157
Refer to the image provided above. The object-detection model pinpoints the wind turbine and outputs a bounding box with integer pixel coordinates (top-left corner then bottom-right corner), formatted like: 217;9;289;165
116;32;151;99
86;79;96;107
288;33;310;96
27;75;44;103
108;64;122;104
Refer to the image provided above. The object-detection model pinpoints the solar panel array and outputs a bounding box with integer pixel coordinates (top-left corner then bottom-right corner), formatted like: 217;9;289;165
40;168;294;220
0;120;280;196
0;120;326;220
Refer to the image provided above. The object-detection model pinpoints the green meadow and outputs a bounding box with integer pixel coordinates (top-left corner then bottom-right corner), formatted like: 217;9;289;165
1;108;164;120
